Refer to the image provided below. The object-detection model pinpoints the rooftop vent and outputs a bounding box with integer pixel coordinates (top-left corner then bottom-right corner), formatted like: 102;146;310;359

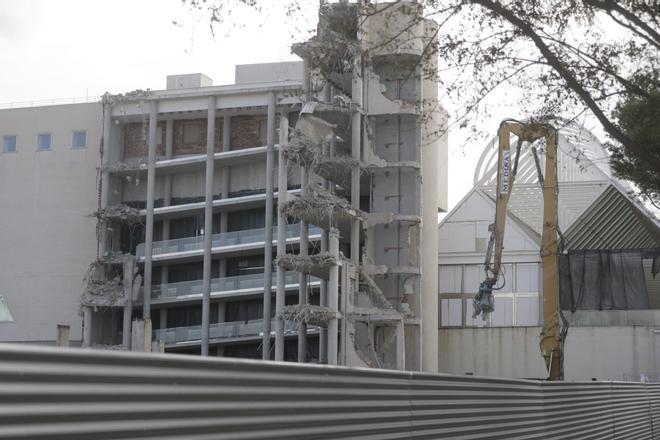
166;73;213;90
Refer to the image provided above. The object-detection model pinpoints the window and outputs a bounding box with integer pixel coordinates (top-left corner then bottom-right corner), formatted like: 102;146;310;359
2;135;17;153
439;262;541;328
72;131;87;149
37;133;52;151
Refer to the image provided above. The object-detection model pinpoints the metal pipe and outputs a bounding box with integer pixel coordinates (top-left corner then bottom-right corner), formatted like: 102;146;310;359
201;96;216;356
264;92;277;360
143;101;158;321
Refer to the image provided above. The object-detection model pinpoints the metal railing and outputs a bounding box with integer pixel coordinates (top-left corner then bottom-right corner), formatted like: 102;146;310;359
136;224;321;257
1;343;658;439
153;319;302;345
141;272;320;300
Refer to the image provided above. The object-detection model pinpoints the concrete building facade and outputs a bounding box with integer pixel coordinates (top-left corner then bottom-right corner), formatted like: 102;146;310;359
74;1;448;371
0;103;102;344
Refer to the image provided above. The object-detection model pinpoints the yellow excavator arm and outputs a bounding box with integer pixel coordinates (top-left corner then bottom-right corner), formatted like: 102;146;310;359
474;120;563;381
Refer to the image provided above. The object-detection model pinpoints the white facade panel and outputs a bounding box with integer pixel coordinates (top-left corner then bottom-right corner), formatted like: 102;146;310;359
0;103;102;343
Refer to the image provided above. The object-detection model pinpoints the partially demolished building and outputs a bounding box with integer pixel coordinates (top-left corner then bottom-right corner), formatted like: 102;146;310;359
84;1;448;371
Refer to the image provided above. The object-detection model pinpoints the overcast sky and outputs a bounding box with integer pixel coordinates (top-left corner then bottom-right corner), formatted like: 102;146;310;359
0;0;553;212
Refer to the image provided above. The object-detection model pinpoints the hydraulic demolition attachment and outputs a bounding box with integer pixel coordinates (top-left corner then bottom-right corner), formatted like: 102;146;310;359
473;119;564;381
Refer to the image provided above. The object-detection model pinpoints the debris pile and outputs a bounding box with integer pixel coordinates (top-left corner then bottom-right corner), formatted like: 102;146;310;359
283;129;324;169
276;252;338;273
280;183;363;228
279;304;336;327
81;260;126;308
93;204;142;225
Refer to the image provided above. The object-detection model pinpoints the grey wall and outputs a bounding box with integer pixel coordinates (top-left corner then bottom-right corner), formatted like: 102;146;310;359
234;61;303;84
0;103;102;343
439;326;660;381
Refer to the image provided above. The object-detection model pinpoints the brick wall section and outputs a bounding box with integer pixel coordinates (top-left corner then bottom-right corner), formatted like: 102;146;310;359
172;118;224;156
123;114;281;159
231;115;280;150
123;122;166;159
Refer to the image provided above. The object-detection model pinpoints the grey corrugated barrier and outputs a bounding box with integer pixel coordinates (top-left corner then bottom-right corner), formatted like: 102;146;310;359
0;344;658;439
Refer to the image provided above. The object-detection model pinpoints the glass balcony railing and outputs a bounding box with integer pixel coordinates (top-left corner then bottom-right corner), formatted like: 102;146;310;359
153;319;304;345
142;272;320;301
136;224;322;258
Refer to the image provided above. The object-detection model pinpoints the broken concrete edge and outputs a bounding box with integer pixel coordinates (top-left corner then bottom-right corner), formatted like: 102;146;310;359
279;304;338;327
360;264;420;276
275;252;339;273
362;212;421;228
280;183;365;226
92;204;143;224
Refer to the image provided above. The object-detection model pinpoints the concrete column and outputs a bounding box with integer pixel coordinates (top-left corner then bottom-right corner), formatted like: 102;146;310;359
100;104;112;255
201;96;216;356
396;320;405;370
161;119;174;286
82;306;92;347
420;64;440;373
297;167;309;363
275;111;289;363
350;56;362;264
56;324;70;347
264;92;278;360
122;256;135;350
327;229;340;365
319;134;334;364
143;100;158;321
219;115;231;278
131;319;151;352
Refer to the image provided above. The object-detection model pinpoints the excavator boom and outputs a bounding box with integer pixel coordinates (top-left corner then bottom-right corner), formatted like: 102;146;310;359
474;120;563;380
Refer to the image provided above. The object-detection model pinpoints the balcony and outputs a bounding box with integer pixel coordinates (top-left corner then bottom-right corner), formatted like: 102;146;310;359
136;224;322;262
142;272;321;305
143;189;301;221
153;319;314;347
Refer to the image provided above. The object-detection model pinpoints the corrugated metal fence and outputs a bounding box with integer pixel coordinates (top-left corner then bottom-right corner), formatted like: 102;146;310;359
1;344;658;439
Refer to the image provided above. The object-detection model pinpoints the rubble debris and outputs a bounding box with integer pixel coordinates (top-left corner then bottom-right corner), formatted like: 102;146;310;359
275;252;338;273
103;158;148;173
280;183;363;228
316;155;361;187
81;260;126;308
358;270;396;311
93;204;142;225
82;277;125;308
284;129;360;186
283;129;324;168
279;304;336;327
